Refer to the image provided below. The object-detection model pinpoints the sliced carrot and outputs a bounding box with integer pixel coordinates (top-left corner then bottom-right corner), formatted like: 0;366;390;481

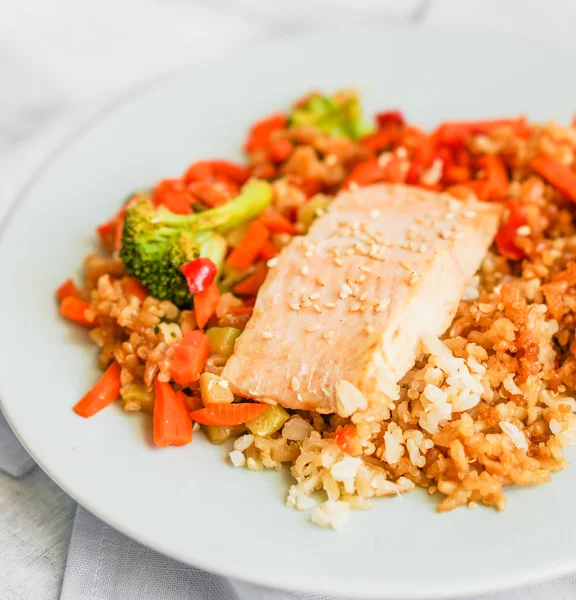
194;282;220;329
74;362;121;418
258;208;298;234
56;278;79;302
259;240;278;261
244;113;287;153
226;220;270;270
169;330;211;385
183;161;213;182
532;155;576;203
122;276;149;301
60;297;98;327
233;265;269;295
477;155;509;200
153;380;193;447
190;403;268;426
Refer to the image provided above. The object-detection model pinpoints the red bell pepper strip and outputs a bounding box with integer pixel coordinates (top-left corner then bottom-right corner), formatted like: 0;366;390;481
244;113;287;153
532;155;576;203
495;198;528;260
74;362;121;418
153;380;193;447
153;179;192;214
190;403;268;426
375;110;405;128
181;257;217;295
183;160;249;184
477;155;510;200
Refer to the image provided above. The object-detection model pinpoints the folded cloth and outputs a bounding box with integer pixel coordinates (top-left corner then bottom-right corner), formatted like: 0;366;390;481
59;506;576;600
0;410;36;477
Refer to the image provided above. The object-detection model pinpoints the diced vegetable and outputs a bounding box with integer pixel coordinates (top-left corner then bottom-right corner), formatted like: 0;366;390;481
226;220;270;270
181;257;217;295
297;194;331;231
194;282;220;329
495;198;527;260
184;160;249;185
202;425;233;445
246;405;290;437
225;222;251;248
206;327;242;359
199;372;234;406
258;208;298;234
375;110;405;128
153;380;193;447
120;383;155;413
60;297;98;327
289;91;372;140
190;403;268;426
153;179;193;214
532;155;576;203
334;425;358;454
122;276;149;301
56;278;78;302
169;330;210;385
74;362;122;418
232;264;268;296
267;139;294;163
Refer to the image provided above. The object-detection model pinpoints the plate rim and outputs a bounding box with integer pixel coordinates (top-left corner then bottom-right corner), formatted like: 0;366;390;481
2;24;576;599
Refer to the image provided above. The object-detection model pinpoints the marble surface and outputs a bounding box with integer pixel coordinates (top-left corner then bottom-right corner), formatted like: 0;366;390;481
2;1;576;598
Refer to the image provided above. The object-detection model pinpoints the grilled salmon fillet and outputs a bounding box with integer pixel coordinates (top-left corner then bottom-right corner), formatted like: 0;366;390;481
222;184;501;419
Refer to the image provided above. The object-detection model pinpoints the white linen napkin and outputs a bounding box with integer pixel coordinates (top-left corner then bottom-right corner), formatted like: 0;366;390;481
0;412;36;477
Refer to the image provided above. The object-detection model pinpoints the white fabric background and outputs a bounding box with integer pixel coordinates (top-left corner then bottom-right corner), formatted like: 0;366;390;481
2;1;576;599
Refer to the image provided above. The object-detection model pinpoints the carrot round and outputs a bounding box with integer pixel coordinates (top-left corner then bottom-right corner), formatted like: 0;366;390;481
60;296;98;327
153;380;193;447
56;278;79;302
226;220;270;271
190;403;268;426
74;362;122;418
194;282;220;329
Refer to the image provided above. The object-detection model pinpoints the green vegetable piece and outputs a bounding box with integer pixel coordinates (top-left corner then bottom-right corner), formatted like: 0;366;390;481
289;91;372;140
120;180;272;307
297;194;331;232
203;425;232;445
120;383;155;413
206;327;242;359
246;405;290;437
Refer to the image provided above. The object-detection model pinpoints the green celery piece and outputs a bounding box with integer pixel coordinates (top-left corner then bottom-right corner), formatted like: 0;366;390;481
206;327;242;359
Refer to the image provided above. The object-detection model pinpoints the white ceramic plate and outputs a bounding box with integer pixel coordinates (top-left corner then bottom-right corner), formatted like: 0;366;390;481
2;26;576;600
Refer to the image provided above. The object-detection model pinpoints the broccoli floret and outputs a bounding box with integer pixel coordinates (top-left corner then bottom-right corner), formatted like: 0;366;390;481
119;179;272;307
289;90;373;140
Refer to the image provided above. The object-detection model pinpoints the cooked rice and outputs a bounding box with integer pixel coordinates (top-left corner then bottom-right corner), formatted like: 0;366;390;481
75;113;576;529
